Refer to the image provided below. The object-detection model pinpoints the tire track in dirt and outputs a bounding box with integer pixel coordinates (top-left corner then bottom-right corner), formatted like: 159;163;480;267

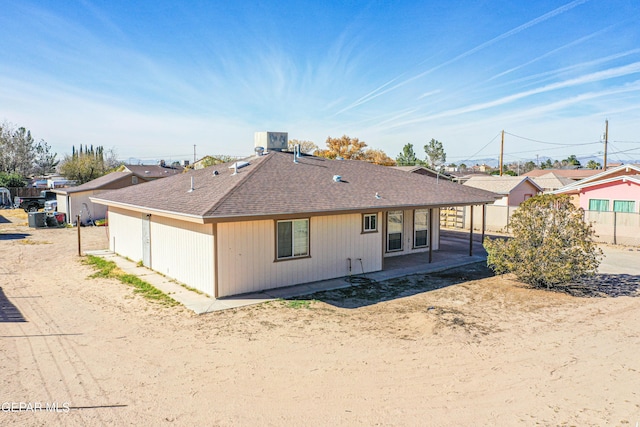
10;278;127;425
2;241;126;425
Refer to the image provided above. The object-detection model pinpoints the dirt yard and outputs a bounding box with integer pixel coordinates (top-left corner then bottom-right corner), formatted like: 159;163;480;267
1;209;640;426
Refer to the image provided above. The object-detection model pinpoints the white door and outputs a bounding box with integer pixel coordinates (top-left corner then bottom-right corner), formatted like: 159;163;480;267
142;214;151;267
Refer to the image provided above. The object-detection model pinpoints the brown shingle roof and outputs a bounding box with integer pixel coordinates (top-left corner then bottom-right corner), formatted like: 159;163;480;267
462;176;542;194
530;173;575;191
124;164;183;178
523;169;599;180
53;172;135;194
93;152;499;220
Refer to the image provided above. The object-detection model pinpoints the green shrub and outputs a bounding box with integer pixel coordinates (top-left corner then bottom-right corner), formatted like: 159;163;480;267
483;194;602;289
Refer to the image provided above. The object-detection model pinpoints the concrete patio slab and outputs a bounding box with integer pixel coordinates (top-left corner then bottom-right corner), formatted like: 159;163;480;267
85;233;489;314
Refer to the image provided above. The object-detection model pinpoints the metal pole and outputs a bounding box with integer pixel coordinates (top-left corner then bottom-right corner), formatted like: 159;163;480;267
499;130;504;176
469;205;474;256
603;120;608;171
77;215;81;256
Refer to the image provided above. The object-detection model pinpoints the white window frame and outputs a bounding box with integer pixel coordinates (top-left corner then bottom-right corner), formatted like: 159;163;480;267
413;209;429;248
276;218;309;260
362;213;378;233
386;211;403;252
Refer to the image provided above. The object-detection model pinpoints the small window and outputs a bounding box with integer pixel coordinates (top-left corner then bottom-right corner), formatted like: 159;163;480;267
613;200;635;213
363;213;377;232
132;176;139;184
414;209;429;248
276;219;309;260
588;199;609;211
387;211;403;252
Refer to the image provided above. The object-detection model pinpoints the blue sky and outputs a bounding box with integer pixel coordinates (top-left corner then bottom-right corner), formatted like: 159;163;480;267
1;0;639;165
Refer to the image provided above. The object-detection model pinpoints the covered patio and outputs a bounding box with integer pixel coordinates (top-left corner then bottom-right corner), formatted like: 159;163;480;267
377;228;489;281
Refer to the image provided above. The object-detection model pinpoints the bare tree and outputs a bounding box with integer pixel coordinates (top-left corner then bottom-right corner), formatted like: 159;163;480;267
288;139;318;154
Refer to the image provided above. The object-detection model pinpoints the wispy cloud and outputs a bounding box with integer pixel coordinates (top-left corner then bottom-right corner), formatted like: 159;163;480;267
377;62;640;130
334;0;591;114
485;24;614;83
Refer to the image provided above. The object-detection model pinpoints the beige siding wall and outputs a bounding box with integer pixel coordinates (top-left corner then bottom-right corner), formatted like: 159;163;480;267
69;191;108;224
384;208;440;258
56;194;69;217
108;207;144;262
150;216;215;296
216;213;382;297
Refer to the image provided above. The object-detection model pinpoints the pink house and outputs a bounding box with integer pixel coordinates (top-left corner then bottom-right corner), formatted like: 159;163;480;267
553;164;640;212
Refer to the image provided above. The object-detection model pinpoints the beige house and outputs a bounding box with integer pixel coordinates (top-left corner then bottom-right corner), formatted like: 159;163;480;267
530;172;575;192
53;172;151;225
92;151;497;298
55;164;183;225
463;175;542;206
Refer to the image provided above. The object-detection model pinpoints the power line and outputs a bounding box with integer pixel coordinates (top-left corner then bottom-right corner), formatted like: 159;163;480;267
451;132;501;163
504;131;600;146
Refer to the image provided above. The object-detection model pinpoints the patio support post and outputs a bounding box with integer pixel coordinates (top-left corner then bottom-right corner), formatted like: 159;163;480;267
77;215;81;256
481;204;486;243
469;205;474;256
428;208;433;263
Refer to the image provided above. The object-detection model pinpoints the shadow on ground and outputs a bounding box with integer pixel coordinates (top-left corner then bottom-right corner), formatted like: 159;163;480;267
289;262;495;309
0;287;27;322
0;214;10;224
549;274;640;298
0;233;30;240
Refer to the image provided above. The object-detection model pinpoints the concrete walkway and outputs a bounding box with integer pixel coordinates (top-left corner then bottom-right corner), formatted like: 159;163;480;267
85;235;488;314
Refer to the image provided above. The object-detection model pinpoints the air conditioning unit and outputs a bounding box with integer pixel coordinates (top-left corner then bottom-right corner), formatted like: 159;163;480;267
254;131;288;152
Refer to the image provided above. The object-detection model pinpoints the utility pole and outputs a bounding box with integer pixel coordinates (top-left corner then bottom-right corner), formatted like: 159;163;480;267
499;130;504;176
536;154;539;169
193;144;196;164
603;120;608;171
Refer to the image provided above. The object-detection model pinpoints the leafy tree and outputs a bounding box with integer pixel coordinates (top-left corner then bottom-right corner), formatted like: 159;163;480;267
522;161;536;173
484;194;602;289
540;159;553;169
562;154;581;167
423;139;446;171
188;155;236;170
491;169;516;176
396;143;419;166
288;139;318;154
59;145;120;184
315;135;368;160
363;149;396;166
586;160;601;170
458;163;467;171
0;172;26;187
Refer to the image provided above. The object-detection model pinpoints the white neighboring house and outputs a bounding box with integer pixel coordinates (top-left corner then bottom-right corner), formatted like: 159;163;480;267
91;151;498;298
